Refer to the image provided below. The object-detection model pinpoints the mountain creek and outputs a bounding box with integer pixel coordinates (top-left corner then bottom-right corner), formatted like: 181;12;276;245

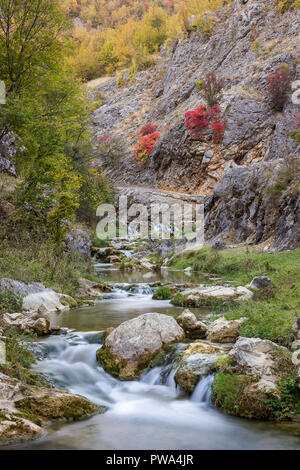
3;264;300;450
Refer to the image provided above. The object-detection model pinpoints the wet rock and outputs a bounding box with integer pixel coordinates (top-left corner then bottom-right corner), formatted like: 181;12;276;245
59;295;78;309
175;341;222;393
108;255;123;264
78;278;112;296
0;372;101;445
250;276;271;290
207;317;246;343
177;309;207;339
50;325;61;335
175;353;218;394
15;392;100;426
97;312;184;380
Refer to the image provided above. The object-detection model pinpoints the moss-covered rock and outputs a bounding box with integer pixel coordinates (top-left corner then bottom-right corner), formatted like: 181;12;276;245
212;337;300;421
174;341;223;393
15;392;101;426
59;295;78;309
171;286;252;308
97;313;184;380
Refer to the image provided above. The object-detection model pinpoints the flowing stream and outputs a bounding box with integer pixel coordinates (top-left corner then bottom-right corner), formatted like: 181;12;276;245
10;267;300;450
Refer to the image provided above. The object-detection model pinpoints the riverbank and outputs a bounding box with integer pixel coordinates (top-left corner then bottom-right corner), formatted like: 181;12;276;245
1;240;300;447
167;246;300;347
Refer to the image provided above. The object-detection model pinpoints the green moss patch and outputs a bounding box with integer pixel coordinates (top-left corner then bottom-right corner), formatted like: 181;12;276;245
152;286;172;300
15;394;101;426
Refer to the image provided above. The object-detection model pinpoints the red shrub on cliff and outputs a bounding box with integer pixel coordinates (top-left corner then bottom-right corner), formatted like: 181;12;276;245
139;123;159;136
134;130;161;164
185;104;225;142
266;65;292;111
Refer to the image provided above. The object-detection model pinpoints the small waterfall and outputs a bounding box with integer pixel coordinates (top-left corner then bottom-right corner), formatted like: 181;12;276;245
191;374;214;404
165;367;178;392
141;366;163;385
129;284;153;295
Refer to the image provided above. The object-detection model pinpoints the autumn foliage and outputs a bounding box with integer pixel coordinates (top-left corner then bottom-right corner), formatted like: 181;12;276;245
134;124;161;164
139;123;159;136
266;65;292;111
185;104;225;142
202;71;224;107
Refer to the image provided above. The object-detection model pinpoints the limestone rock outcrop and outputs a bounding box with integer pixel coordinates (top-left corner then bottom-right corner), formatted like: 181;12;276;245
177;309;207;339
207;317;246;343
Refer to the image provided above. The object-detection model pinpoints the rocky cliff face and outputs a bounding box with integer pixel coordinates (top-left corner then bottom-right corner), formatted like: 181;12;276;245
204;159;300;251
91;0;299;251
92;0;299;195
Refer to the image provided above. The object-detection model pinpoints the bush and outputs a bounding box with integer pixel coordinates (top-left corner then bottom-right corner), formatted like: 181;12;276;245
185;104;225;142
152;286;172;300
201;71;224;107
0;290;23;315
134;125;161;164
139;123;159;136
97;134;124;166
266;64;292;111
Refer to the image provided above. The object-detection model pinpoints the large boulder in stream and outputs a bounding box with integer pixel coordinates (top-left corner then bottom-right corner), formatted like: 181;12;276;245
97;312;184;380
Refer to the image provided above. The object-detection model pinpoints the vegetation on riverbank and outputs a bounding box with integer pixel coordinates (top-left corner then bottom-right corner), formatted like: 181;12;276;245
0;331;48;387
152;286;172;300
168;247;300;346
0;239;90;298
213;348;300;421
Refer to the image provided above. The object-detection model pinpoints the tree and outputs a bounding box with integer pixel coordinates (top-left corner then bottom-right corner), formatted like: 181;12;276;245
0;0;103;249
0;0;70;93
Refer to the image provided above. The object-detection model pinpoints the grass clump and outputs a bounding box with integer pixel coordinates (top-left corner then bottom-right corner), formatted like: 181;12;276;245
0;290;23;315
0;239;90;298
212;372;252;417
152;286;172;300
0;331;48;387
171;291;238;313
